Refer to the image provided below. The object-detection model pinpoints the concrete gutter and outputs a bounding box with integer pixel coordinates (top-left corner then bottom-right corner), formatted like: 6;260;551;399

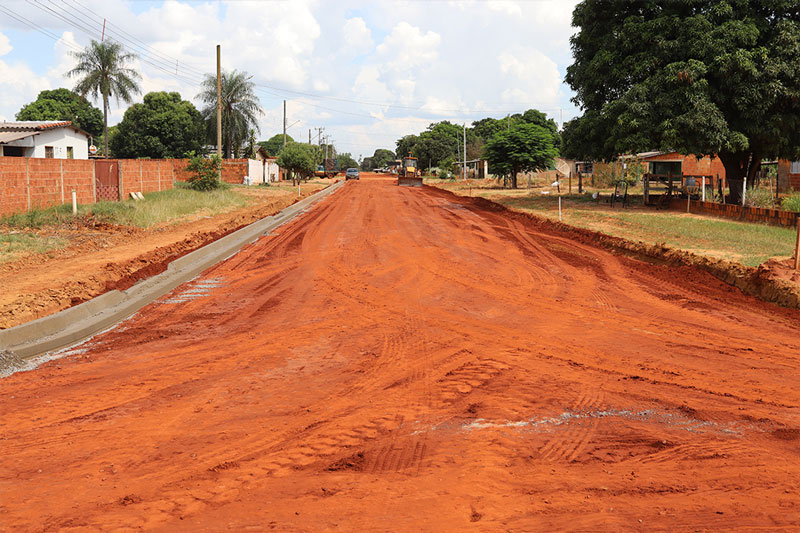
0;181;345;362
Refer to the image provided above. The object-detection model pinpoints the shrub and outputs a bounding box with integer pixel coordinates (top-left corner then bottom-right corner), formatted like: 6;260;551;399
781;190;800;213
185;152;223;191
745;187;775;208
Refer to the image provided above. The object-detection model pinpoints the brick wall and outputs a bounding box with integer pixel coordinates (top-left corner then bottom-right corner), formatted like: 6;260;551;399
0;157;252;217
668;197;799;228
170;158;248;185
0;158;29;215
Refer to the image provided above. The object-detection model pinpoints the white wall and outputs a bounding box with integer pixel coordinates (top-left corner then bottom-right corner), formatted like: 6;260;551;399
4;127;90;159
248;159;264;183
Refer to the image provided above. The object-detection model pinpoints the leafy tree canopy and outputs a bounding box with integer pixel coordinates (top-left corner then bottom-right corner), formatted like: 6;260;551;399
276;142;316;184
111;91;204;159
361;156;374;171
16;88;104;138
565;0;800;202
483;123;559;188
337;152;359;171
259;133;293;157
371;148;395;168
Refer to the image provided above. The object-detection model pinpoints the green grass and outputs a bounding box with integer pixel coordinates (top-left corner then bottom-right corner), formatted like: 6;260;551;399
435;183;796;267
0;233;67;261
1;187;251;229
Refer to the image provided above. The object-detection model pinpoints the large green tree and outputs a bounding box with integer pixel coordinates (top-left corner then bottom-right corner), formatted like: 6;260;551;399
483;123;559;188
198;69;262;158
566;0;800;203
111;91;204;159
258;133;293;157
66;40;141;157
276;142;316;185
16;88;103;138
337;152;359;171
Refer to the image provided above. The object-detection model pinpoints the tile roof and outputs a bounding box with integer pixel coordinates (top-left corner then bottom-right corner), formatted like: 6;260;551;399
0;121;74;131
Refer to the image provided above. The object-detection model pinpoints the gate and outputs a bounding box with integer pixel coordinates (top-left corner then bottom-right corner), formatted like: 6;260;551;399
95;160;119;202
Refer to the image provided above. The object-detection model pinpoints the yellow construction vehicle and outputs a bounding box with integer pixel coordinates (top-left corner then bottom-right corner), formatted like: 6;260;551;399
397;154;422;187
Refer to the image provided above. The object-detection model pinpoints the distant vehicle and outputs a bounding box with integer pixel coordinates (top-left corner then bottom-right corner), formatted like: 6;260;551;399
397;155;422;187
314;158;338;178
345;168;360;180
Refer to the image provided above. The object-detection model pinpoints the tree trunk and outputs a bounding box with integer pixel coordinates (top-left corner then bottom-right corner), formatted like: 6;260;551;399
511;165;518;189
719;151;760;205
103;92;109;158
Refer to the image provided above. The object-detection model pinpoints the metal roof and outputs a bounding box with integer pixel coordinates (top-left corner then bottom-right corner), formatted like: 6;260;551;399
0;130;39;144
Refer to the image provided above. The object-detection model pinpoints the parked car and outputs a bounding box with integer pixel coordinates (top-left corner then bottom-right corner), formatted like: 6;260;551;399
345;168;360;180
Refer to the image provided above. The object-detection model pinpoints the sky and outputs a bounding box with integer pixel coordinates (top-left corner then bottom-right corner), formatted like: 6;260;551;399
0;0;581;159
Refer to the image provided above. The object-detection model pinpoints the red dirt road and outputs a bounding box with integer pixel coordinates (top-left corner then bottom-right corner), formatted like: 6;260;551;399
2;176;800;531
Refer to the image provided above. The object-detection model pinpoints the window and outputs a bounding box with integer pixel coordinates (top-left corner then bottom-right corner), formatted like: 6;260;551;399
44;146;54;159
790;161;800;174
66;146;74;159
650;161;682;176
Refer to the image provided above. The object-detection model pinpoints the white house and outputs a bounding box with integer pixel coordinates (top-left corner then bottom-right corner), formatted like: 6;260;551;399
0;121;91;159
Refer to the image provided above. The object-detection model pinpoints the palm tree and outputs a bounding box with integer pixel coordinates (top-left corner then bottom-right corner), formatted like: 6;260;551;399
66;40;141;157
198;70;262;158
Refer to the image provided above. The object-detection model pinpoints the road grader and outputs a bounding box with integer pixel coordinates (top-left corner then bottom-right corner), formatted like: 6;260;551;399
397;155;422;187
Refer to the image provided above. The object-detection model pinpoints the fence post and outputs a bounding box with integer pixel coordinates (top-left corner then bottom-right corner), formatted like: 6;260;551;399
742;176;747;207
25;157;30;212
701;176;706;202
60;159;65;204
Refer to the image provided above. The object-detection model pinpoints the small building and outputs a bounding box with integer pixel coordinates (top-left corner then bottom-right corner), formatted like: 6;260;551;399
0;121;91;159
249;147;282;183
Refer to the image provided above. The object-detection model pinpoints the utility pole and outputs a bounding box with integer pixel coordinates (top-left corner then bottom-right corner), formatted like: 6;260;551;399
216;45;222;160
463;123;467;181
283;100;287;147
507;113;510;129
308;129;311;144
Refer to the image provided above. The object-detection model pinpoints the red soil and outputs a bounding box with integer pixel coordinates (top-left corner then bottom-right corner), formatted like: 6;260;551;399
2;175;800;531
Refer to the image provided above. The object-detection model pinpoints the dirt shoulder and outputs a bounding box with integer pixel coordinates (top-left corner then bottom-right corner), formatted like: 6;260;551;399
0;182;329;329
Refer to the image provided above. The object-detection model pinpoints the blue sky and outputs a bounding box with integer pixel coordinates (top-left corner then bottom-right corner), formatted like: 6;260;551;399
0;0;581;157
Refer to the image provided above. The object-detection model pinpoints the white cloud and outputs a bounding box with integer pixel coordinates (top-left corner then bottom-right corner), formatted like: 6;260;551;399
343;17;373;53
486;1;523;17
498;47;562;107
376;22;440;71
0;32;11;56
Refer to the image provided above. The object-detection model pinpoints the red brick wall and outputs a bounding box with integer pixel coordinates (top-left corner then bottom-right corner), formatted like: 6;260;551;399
643;152;726;181
62;159;95;205
170;158;248;185
0;158;29;216
0;157;250;217
668;198;799;228
26;158;62;210
222;159;248;184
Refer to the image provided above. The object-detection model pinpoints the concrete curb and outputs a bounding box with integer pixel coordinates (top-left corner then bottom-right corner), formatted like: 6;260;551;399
0;181;345;361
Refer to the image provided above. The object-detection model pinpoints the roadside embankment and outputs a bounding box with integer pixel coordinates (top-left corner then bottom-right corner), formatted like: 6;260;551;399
0;181;331;329
428;183;800;309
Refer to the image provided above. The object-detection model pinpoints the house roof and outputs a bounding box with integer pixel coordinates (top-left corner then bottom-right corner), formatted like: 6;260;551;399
0;121;91;138
0;131;39;144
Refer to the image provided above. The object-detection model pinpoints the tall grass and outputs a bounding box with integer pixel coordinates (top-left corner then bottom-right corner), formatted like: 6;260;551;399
0;187;249;229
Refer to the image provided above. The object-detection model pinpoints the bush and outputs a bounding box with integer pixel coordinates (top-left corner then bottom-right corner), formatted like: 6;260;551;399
185;152;223;191
745;187;775;208
781;190;800;213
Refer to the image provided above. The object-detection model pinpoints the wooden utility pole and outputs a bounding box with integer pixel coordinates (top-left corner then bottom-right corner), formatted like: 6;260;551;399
309;129;311;144
216;45;222;160
283;100;287;147
795;218;800;270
